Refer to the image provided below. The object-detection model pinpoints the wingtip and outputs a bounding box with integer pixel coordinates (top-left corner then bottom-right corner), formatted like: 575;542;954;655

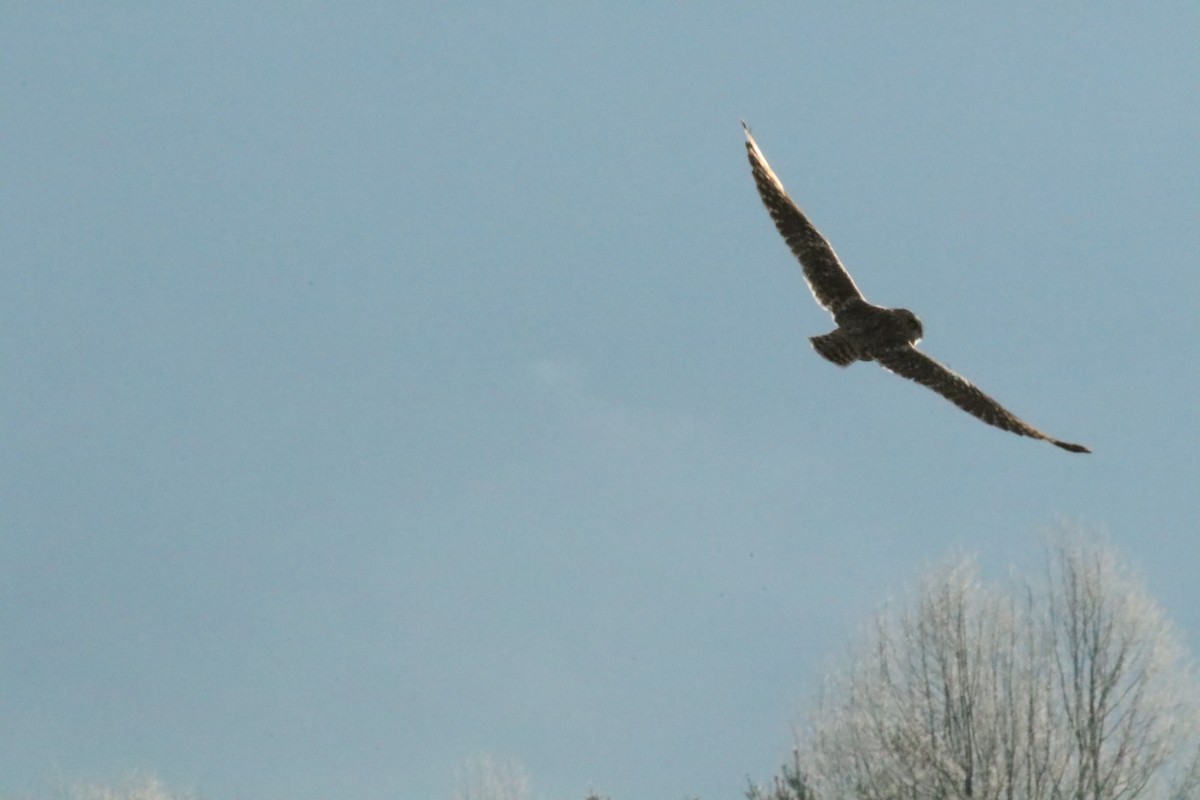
740;119;752;138
1053;440;1092;454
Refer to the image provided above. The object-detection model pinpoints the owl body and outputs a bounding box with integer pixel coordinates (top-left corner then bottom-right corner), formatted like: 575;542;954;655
835;302;924;353
809;304;922;367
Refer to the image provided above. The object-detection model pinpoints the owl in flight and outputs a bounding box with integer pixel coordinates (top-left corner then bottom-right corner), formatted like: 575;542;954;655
742;122;1090;453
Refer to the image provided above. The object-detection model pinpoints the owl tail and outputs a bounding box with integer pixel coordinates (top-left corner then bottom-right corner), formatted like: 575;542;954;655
810;330;859;367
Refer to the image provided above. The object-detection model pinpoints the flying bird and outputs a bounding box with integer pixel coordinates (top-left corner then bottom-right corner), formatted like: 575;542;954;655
742;122;1090;453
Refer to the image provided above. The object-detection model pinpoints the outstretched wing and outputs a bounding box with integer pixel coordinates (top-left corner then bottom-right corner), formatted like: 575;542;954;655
743;121;864;316
874;346;1091;453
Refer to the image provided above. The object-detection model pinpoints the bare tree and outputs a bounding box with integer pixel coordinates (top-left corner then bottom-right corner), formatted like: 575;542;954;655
451;753;531;800
59;772;194;800
1044;535;1199;800
790;534;1199;800
746;750;820;800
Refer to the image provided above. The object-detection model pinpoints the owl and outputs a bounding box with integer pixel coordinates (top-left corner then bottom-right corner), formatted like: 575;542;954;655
743;122;1089;453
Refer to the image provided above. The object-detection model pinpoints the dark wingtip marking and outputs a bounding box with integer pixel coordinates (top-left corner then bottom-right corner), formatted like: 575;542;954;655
1053;440;1091;454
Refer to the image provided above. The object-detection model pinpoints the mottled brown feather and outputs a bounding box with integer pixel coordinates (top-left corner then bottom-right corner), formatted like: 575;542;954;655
742;122;863;316
875;347;1091;453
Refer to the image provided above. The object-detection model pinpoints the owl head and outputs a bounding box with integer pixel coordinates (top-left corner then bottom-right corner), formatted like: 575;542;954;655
896;308;924;344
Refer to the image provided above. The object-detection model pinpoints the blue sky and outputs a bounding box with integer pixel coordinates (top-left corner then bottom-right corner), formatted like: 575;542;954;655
2;4;1197;799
